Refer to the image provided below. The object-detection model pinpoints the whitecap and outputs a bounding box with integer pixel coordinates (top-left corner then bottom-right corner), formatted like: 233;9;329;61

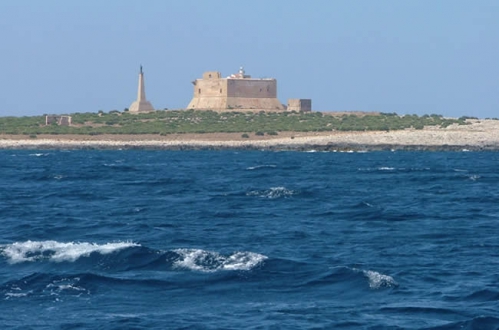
362;201;374;208
246;187;297;199
173;248;267;272
469;175;480;181
378;167;395;171
0;240;140;263
5;292;30;299
363;270;398;289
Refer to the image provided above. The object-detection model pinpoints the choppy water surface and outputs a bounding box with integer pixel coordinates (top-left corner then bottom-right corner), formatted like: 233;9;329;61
1;150;499;329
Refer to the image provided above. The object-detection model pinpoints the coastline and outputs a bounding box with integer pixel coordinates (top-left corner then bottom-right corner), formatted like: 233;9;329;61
2;119;499;151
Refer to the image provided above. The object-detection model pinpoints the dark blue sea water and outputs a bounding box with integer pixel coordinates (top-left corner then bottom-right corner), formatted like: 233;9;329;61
1;150;499;329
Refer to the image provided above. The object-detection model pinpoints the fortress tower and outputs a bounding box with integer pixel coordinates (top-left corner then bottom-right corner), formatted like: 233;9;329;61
187;67;285;111
129;65;155;113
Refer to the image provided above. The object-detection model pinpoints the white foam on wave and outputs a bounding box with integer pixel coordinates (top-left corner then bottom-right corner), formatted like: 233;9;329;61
358;167;396;172
29;153;50;157
246;164;277;170
173;249;267;272
246;187;297;199
0;240;140;264
363;270;398;289
4;284;31;300
5;292;29;299
362;201;375;208
46;277;88;296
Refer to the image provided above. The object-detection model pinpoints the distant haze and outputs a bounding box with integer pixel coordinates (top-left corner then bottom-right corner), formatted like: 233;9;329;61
1;1;498;118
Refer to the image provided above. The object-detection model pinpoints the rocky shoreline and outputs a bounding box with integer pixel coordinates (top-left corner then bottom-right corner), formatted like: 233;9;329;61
1;120;499;152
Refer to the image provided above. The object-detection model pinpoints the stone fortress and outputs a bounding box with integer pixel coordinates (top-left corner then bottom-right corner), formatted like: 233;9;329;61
187;67;311;112
129;66;311;113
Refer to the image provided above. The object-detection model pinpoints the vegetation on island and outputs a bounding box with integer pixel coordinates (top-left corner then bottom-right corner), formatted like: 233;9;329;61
0;110;473;136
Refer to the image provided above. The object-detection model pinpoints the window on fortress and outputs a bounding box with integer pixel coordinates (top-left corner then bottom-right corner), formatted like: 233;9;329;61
220;89;222;93
209;74;212;78
198;89;201;94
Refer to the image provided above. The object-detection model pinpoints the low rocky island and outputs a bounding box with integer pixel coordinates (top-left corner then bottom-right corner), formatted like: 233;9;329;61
1;119;498;151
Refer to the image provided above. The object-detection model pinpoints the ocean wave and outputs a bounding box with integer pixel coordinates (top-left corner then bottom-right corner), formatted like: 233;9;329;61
362;270;398;289
464;288;499;302
0;241;267;274
295;265;397;290
246;187;298;199
424;316;499;329
0;240;140;263
173;249;267;272
2;273;94;300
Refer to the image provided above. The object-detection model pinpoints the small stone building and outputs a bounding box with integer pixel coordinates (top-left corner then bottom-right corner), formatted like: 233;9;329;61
287;99;312;112
45;115;72;126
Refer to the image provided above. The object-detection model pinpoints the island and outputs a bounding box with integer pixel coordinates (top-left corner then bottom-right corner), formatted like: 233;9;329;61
0;110;498;151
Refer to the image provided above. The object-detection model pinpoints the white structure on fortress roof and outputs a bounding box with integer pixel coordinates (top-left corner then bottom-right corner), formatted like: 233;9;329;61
227;66;252;79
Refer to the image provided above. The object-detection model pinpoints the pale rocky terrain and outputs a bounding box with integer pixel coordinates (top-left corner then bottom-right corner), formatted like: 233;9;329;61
1;120;499;151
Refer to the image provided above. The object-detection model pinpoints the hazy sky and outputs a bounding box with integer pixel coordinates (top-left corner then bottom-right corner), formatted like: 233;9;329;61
1;0;498;118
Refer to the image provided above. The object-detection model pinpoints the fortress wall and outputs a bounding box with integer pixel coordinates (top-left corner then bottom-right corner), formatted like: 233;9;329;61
187;79;228;109
187;97;228;109
194;79;227;97
227;79;277;98
226;97;284;110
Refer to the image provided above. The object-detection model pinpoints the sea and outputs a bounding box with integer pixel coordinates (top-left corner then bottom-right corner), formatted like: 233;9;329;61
0;149;498;329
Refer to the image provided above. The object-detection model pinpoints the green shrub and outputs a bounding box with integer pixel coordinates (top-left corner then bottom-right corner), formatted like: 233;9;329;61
0;110;469;135
241;133;249;138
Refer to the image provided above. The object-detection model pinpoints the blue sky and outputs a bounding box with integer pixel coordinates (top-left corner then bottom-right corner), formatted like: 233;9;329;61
1;0;498;118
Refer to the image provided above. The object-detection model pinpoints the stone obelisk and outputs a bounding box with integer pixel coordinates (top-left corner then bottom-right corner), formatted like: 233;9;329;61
129;65;155;113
